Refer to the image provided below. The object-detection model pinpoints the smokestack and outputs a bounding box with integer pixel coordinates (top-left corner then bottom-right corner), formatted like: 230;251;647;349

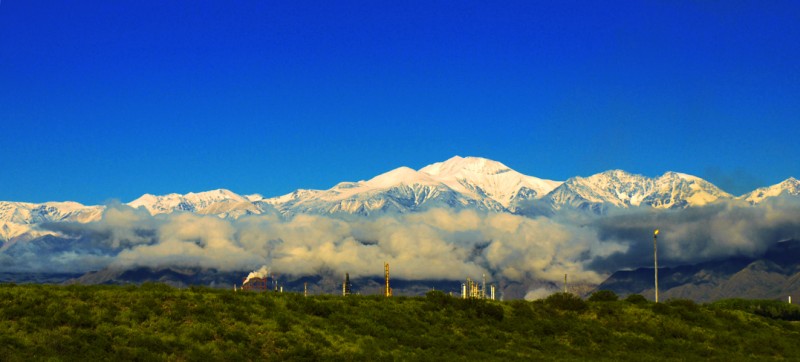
304;282;308;297
491;285;495;301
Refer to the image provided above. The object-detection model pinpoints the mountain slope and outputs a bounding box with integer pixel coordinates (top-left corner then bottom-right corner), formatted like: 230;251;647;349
537;170;732;214
740;177;800;204
0;201;103;224
419;156;562;208
264;156;563;216
596;240;800;302
0;202;104;242
2;157;798;241
265;165;508;216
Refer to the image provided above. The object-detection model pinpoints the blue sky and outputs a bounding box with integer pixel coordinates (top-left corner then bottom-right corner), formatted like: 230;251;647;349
2;1;799;204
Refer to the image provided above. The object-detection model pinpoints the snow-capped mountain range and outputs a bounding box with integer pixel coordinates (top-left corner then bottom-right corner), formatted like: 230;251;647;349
1;156;798;241
741;177;800;204
537;170;733;214
264;156;560;215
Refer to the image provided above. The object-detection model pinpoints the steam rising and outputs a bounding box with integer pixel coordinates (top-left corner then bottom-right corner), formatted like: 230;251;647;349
4;197;800;294
243;265;269;285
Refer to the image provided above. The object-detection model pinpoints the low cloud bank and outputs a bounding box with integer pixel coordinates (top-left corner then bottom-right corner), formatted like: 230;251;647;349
3;197;800;289
588;198;800;272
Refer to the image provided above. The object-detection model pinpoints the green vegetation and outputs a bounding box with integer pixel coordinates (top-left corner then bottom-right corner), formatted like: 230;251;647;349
1;284;799;361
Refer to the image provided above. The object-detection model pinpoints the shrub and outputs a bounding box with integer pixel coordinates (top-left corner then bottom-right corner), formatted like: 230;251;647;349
666;298;697;310
544;292;587;312
509;300;536;319
652;302;671;315
588;290;619;302
711;299;800;321
424;290;455;311
624;294;648;304
666;299;705;323
474;302;504;321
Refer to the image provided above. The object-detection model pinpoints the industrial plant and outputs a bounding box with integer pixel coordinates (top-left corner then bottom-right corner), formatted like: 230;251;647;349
241;276;267;292
461;273;496;300
239;268;283;293
237;262;501;301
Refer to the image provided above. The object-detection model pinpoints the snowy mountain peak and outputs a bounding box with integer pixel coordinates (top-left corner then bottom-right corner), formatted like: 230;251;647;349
185;188;239;198
366;167;436;188
543;170;731;212
741;177;800;204
420;156;512;177
2;157;799;242
418;156;562;208
597;169;634;177
261;157;548;216
128;189;251;215
660;171;702;182
245;194;264;202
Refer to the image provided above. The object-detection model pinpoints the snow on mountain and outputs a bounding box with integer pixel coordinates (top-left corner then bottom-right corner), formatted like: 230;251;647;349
263;156;563;216
419;156;562;208
0;190;273;241
127;189;250;215
245;194;264;202
0;222;44;243
0;201;104;242
740;178;800;204
541;170;733;213
645;172;732;208
0;201;103;224
127;189;277;219
264;164;508;216
1;157;798;241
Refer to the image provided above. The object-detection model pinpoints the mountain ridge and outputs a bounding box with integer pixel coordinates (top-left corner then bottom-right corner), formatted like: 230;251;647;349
1;156;798;241
595;240;800;302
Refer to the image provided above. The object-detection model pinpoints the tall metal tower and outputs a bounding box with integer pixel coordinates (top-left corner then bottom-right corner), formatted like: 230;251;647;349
343;273;351;296
482;274;487;299
654;229;660;303
384;262;392;297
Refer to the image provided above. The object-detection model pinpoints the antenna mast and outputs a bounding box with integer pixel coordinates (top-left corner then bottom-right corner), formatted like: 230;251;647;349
654;229;660;303
384;262;392;297
482;273;487;299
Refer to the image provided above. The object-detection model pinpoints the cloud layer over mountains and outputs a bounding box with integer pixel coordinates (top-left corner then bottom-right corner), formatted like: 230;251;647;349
6;197;800;289
588;197;800;272
2;157;799;296
22;205;612;284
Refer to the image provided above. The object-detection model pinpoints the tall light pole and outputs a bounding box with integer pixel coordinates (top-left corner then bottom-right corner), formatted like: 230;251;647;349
654;229;659;303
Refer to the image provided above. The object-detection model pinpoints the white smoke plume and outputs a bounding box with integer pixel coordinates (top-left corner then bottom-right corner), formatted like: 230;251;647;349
243;265;269;286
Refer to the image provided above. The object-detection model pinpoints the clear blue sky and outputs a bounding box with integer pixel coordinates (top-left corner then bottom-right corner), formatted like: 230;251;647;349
2;1;799;204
